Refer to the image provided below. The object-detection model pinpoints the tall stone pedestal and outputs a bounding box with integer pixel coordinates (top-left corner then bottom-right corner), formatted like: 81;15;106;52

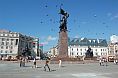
58;30;68;58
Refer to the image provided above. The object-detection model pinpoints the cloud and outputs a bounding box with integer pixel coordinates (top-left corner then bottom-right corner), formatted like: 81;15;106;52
40;35;57;45
74;35;79;38
107;13;112;17
47;35;57;41
41;41;48;45
111;14;118;20
110;35;118;43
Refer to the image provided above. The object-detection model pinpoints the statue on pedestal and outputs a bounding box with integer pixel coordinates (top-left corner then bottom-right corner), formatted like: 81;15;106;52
59;8;69;31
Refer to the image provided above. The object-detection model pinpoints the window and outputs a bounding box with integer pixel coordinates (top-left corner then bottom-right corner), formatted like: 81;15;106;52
15;39;18;45
1;46;3;49
11;39;14;41
72;52;73;55
7;39;9;41
1;50;3;53
80;49;82;51
2;38;5;41
81;52;82;55
6;42;9;45
72;48;73;51
77;53;78;55
6;46;8;49
77;48;78;51
5;51;7;53
101;49;102;51
95;49;97;51
2;42;4;45
11;42;13;45
10;51;12;53
11;46;13;49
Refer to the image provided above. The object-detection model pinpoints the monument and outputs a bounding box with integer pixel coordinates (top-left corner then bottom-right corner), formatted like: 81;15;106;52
58;8;69;60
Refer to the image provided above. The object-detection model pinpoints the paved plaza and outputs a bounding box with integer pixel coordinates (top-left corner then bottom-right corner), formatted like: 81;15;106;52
0;61;118;78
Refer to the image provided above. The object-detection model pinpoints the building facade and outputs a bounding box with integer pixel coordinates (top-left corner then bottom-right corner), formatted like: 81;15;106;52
108;43;118;60
68;38;108;58
0;29;39;59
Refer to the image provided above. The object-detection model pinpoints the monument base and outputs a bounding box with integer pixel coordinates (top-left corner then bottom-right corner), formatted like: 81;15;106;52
51;56;81;61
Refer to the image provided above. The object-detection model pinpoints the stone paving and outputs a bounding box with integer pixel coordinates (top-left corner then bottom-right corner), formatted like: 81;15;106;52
0;61;118;78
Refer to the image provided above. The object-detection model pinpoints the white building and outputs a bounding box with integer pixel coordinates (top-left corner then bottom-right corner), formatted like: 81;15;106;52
68;38;108;58
0;29;39;58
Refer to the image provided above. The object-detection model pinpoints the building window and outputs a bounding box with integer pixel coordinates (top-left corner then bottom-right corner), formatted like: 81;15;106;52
81;52;82;55
101;49;102;51
6;42;9;45
7;39;9;41
2;38;5;41
72;52;73;55
77;53;78;55
2;42;4;45
80;49;82;51
11;39;14;41
10;51;12;53
15;39;18;45
77;48;78;51
11;46;13;49
11;42;13;45
1;50;3;53
72;48;73;51
5;51;7;53
95;49;97;51
6;46;8;49
1;46;3;49
96;53;98;55
85;49;86;51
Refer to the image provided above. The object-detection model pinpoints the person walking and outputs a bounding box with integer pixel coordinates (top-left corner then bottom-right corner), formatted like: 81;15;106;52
99;59;102;66
20;57;22;67
32;58;36;68
59;59;62;68
44;59;50;71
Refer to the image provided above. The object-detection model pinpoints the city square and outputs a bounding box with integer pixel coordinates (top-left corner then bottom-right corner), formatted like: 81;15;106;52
0;61;118;78
0;0;118;78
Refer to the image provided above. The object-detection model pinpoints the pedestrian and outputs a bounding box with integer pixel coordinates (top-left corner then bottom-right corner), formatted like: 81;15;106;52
99;57;102;66
32;58;36;68
59;59;62;68
105;59;108;66
20;57;22;67
44;59;50;71
116;59;118;64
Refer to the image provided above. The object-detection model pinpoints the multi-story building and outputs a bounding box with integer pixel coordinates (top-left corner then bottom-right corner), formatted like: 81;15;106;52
50;46;58;57
0;29;39;59
108;43;118;60
68;38;108;58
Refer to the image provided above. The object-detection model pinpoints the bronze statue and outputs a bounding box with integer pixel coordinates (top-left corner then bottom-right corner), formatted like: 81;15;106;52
59;8;69;31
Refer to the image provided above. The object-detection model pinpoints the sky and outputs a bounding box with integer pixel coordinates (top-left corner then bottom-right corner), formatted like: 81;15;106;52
0;0;118;51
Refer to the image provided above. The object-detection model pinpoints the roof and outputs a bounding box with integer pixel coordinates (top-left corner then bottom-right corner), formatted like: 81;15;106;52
68;38;108;47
